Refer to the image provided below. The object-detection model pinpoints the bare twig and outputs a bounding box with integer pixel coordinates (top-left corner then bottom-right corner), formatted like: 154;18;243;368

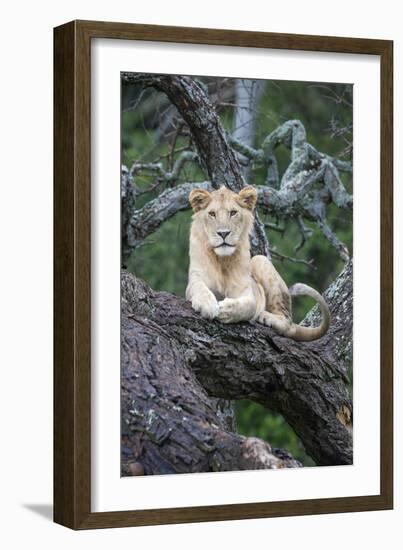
270;248;316;269
316;219;350;262
264;222;285;234
295;216;314;252
129;151;199;185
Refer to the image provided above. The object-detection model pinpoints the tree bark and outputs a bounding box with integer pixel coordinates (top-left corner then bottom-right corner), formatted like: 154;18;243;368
121;261;353;475
121;290;301;475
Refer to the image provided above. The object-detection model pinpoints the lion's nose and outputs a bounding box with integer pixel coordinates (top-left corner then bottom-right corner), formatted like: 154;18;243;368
217;230;230;240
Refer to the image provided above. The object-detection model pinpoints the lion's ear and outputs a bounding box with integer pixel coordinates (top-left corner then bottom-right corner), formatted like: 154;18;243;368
237;186;257;210
189;189;211;212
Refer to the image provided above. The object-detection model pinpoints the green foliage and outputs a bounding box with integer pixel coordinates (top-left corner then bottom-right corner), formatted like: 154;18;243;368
235;400;315;466
127;210;192;297
122;76;353;466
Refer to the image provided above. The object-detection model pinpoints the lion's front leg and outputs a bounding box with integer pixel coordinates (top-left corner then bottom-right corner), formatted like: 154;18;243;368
186;278;219;320
217;292;256;324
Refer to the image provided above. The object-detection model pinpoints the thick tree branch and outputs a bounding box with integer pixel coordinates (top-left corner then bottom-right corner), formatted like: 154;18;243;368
122;73;270;257
121;294;301;475
122;262;353;468
124;177;351;263
126;181;211;250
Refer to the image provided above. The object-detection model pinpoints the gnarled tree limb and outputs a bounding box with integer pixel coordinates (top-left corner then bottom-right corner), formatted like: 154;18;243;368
122;294;301;475
121;261;353;473
122;73;270;257
122;312;299;475
123;177;351;264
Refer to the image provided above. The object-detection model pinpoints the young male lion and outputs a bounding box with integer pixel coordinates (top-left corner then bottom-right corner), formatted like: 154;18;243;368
186;185;330;341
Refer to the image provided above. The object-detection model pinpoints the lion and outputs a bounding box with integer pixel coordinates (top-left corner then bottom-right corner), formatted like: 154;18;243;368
186;185;330;341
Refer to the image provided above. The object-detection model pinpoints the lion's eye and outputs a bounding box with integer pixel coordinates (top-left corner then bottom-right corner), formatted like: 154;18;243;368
230;210;238;217
208;211;216;218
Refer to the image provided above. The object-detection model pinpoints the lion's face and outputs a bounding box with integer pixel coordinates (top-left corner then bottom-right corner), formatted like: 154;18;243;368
189;186;257;257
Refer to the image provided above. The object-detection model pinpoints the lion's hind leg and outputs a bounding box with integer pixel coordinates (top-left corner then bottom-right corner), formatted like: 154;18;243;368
251;255;294;337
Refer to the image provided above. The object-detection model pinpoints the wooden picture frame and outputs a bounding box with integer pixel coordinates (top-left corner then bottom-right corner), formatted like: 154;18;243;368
54;20;393;529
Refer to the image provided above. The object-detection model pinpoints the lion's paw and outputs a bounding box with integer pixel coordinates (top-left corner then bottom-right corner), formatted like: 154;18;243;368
257;312;273;327
217;298;239;323
192;297;219;320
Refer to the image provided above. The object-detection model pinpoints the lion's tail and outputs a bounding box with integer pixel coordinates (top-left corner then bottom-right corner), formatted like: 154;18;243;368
288;283;330;342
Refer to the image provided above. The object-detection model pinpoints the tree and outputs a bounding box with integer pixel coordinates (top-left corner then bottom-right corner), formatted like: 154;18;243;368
120;74;353;475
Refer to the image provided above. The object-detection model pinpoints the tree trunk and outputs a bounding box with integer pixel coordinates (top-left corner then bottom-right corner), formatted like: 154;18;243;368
121;261;353;475
233;79;265;180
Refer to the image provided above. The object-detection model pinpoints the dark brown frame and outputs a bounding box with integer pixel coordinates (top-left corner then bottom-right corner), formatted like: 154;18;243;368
54;19;393;530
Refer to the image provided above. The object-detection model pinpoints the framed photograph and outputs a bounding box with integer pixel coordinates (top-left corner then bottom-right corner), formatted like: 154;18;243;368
54;20;393;529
